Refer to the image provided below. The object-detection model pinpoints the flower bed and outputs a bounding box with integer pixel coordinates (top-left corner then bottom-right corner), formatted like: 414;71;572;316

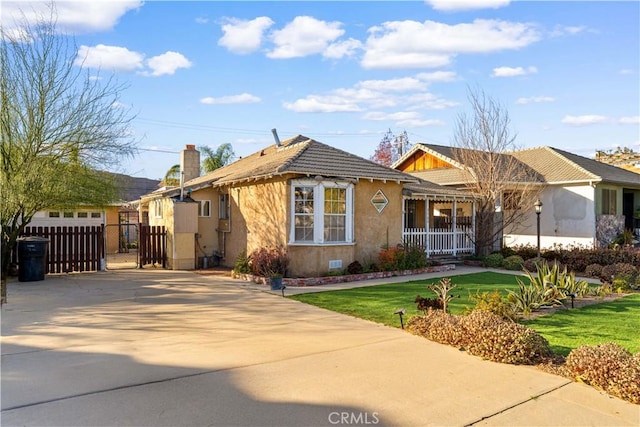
232;264;456;287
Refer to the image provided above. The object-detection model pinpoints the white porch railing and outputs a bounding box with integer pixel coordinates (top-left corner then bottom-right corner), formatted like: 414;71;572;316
403;227;474;256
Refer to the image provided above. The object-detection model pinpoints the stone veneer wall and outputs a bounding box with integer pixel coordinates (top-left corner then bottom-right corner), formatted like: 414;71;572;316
233;264;456;287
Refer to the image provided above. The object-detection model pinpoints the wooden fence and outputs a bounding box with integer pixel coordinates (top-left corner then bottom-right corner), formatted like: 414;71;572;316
139;225;166;268
14;226;104;273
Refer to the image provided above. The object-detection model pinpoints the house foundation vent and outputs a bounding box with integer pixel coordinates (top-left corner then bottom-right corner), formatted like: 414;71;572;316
329;260;343;269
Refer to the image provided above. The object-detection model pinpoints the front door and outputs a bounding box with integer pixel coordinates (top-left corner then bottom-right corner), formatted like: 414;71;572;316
623;192;634;231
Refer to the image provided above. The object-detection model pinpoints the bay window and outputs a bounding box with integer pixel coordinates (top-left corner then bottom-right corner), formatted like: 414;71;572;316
291;180;353;244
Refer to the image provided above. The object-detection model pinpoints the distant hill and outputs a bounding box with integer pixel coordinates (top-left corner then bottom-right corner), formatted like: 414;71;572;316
110;173;161;202
595;148;640;174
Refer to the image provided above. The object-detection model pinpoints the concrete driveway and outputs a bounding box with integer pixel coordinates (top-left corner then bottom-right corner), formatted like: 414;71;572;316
1;270;638;426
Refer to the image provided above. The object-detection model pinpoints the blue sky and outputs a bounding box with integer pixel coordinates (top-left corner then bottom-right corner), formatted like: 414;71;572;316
4;1;639;180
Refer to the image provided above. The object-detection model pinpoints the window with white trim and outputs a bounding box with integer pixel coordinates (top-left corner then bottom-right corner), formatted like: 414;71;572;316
153;200;163;218
291;180;353;244
198;200;211;217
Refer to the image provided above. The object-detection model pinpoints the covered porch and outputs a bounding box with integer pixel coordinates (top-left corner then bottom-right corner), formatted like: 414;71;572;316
402;184;475;257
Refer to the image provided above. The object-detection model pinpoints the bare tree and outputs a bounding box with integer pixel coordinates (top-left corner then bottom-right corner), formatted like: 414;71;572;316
1;7;136;303
452;87;542;256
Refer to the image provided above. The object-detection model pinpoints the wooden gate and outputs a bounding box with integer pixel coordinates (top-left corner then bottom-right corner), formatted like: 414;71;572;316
139;225;166;268
15;225;104;273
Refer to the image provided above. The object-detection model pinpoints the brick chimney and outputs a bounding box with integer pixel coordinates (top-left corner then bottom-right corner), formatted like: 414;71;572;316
180;144;200;183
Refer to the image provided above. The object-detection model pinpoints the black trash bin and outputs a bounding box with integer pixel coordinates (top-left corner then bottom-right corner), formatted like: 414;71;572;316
17;236;49;282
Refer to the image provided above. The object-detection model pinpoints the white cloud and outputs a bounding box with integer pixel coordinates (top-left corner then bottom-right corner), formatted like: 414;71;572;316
492;66;537;77
357;77;426;92
516;96;555;105
200;93;261;105
561;115;609;126
416;71;458;82
323;38;362;59
426;0;510;12
283;96;361;113
2;1;142;34
550;25;588;37
268;16;344;59
75;44;144;72
145;51;192;76
195;17;209;24
397;118;446;127
619;116;640;125
363;111;421;121
406;93;460;109
362;19;540;69
76;45;191;77
284;72;458;113
619;69;635;75
218;16;274;55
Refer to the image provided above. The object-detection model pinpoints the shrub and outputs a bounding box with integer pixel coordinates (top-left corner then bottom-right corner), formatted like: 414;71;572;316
402;244;428;270
523;257;545;273
462;311;553;365
347;261;363;275
566;343;640;405
502;255;524;271
414;295;444;313
249;247;289;277
466;290;517;321
407;310;552;365
484;253;504;268
233;250;252;274
584;263;603;278
377;246;404;271
377;244;427;271
510;244;540;261
601;263;638;283
407;310;465;348
499;246;516;258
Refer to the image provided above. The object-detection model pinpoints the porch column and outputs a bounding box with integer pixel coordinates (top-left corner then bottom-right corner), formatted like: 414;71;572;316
425;198;430;257
471;199;476;255
452;198;458;256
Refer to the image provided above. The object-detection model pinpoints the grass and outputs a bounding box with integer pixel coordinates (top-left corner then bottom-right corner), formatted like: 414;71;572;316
289;271;640;356
523;293;640;356
289;271;517;326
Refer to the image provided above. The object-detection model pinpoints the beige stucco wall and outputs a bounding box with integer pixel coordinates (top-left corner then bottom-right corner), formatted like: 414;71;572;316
215;178;406;277
191;187;219;260
220;179;289;269
284;180;405;276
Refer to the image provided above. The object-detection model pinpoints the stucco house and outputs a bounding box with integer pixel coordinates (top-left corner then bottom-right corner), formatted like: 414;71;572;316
138;135;475;276
394;144;640;249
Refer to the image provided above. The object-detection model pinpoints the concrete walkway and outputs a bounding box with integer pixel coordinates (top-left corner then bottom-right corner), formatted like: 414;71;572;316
1;268;638;426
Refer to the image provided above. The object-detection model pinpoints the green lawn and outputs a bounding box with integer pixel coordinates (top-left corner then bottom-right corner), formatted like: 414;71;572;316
523;293;640;356
289;271;640;356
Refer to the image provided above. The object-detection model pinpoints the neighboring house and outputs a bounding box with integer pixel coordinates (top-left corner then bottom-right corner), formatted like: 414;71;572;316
138;136;475;276
394;144;640;249
28;174;160;254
